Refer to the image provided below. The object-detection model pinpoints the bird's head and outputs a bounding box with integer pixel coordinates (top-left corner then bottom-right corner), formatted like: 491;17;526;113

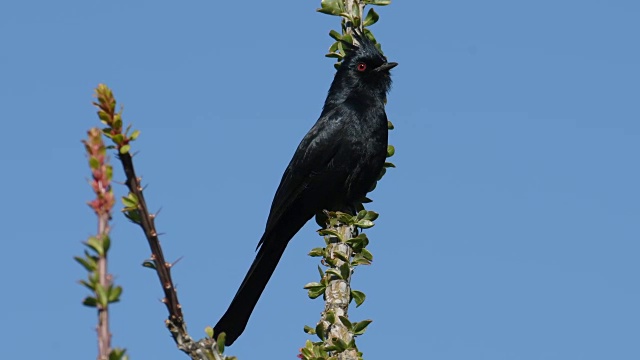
325;30;397;107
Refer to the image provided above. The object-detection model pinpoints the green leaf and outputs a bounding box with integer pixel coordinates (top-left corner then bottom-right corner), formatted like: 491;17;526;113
355;219;375;229
338;316;353;330
325;52;344;59
309;247;325;257
315;322;326;340
325;311;336;324
339;263;351;280
96;283;109;307
387;120;395;129
83;296;98;307
124;209;142;224
142;260;157;270
109;348;127;360
326;268;343;279
318;229;344;242
119;144;130;154
317;0;344;15
387;144;395;157
333;338;349;352
304;325;316;335
121;193;138;208
112;134;124;144
108;285;122;303
352;253;372;266
205;326;214;338
102;235;111;254
216;332;226;353
353;319;372;335
79;280;95;291
329;29;342;41
351;290;366;307
333;250;349;262
363;8;380;27
85;236;104;256
341;34;354;47
384;161;396;168
361;248;373;261
317;265;325;278
89;157;100;170
74;255;97;272
304;282;326;299
363;211;379;221
129;129;140;140
364;0;391;5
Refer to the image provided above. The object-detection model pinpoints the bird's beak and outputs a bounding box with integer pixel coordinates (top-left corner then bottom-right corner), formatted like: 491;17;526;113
376;62;398;72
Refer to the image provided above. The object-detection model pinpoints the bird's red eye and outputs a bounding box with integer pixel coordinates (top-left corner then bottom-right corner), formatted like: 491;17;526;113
357;63;367;72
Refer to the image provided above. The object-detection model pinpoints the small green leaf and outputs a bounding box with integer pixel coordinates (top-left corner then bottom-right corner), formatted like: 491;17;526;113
351;290;366;307
109;348;127;360
356;219;375;229
326;311;336;324
361;248;373;261
363;211;379;221
89;157;100;170
318;229;344;242
341;34;354;47
74;255;97;272
304;282;326;299
112;134;124;144
108;285;122;303
387;120;394;129
333;338;349;352
364;0;391;5
205;326;214;338
142;260;157;269
309;247;325;257
83;296;98;307
315;322;326;340
129;129;140;140
338;316;353;330
216;332;226;353
333;250;349;262
325;52;344;59
102;235;111;254
353;319;372;335
352;253;372;266
317;0;344;16
121;193;138;208
326;268;343;279
96;283;108;307
85;237;103;256
387;144;395;157
339;263;351;280
119;144;130;154
363;8;380;27
384;162;396;168
304;325;316;335
329;29;342;40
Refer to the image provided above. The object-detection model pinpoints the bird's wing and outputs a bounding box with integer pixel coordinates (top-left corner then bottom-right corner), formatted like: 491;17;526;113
259;109;347;247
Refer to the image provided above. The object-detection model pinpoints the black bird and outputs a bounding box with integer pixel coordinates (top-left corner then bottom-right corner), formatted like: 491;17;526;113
214;30;397;345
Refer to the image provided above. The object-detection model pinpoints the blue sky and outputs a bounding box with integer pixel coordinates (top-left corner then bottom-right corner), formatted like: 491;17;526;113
1;1;639;359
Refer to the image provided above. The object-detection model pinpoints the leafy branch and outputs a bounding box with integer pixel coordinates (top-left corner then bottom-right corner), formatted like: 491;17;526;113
77;127;127;360
317;0;391;69
300;2;395;359
89;84;235;360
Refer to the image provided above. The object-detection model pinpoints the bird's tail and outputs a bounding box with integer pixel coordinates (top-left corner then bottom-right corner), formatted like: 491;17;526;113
213;234;288;346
